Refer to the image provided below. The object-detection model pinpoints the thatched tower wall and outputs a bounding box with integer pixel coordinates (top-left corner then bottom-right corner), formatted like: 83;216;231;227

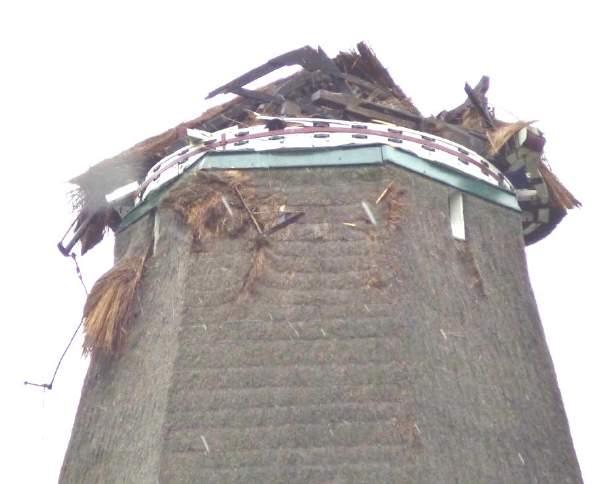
60;163;582;483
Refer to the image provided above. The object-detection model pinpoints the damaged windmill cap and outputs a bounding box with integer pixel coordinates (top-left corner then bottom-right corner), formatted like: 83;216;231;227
60;42;584;484
135;117;515;204
65;41;579;255
112;117;520;233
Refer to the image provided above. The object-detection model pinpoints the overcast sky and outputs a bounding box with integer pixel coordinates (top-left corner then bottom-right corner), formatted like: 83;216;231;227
1;1;606;482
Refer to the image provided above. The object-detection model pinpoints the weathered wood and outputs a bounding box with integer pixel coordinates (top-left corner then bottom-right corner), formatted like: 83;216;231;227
339;72;405;101
207;45;348;100
334;42;414;108
464;82;495;129
234;185;263;235
439;75;491;124
232;87;283;104
67;43;577;256
206;46;315;99
311;89;420;127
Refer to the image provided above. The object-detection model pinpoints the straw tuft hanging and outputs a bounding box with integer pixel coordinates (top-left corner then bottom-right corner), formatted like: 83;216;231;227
162;171;251;248
82;253;148;354
487;121;534;155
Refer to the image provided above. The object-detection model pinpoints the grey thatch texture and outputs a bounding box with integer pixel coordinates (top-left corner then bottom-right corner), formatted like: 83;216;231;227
60;165;582;483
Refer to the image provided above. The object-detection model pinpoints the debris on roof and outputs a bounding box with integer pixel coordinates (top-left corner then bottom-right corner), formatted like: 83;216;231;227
66;41;578;254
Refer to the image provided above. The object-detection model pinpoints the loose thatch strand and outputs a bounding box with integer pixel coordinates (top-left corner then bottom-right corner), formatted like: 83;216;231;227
240;237;270;296
335;42;420;115
68;187;86;213
487;121;534;155
387;189;407;230
538;160;581;209
456;243;486;297
367;270;386;289
459;107;490;133
162;171;251;248
79;207;122;255
82;253;148;354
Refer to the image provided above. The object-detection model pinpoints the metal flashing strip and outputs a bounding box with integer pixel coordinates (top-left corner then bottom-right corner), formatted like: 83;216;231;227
137;118;512;200
117;144;519;232
117;178;178;231
201;145;520;212
199;145;384;170
380;146;520;212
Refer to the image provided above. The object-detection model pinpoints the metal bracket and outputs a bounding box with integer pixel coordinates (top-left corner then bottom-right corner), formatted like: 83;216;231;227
57;212;95;257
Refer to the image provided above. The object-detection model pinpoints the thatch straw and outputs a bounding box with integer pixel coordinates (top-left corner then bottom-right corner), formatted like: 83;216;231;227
538;160;581;209
456;243;486;297
335;42;420;115
459;107;489;133
68;187;86;212
387;188;407;230
82;253;148;354
78;207;122;255
487;121;534;155
367;271;385;289
162;171;250;248
240;236;270;295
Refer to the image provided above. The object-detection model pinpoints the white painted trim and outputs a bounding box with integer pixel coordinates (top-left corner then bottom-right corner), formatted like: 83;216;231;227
449;191;466;240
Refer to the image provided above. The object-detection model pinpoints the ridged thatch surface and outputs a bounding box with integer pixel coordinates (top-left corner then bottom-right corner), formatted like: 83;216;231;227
61;165;582;483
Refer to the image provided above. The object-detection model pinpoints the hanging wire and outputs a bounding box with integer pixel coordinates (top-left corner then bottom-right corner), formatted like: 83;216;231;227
70;253;88;296
24;253;88;391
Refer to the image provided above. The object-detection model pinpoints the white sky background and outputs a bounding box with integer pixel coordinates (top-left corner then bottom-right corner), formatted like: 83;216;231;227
1;1;606;482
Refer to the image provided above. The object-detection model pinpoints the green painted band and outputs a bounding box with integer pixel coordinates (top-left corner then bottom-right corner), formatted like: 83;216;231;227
117;145;519;232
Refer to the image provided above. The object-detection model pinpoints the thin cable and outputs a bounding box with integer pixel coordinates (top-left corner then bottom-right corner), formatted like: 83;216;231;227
71;253;89;296
24;253;88;391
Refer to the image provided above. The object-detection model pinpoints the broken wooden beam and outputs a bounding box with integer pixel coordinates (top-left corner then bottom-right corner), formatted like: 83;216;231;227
464;82;495;129
439;75;491;125
311;90;420;127
234;185;263;235
207;46;349;100
232;87;284;104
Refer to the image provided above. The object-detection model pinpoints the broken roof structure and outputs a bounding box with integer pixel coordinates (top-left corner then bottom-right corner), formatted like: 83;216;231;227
66;42;579;256
60;42;583;483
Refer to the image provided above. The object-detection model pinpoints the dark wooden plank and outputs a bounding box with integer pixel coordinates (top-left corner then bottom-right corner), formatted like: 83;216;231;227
311;90;420;127
207;46;350;100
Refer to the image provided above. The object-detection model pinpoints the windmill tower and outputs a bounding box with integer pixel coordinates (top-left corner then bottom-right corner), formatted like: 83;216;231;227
59;43;582;483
